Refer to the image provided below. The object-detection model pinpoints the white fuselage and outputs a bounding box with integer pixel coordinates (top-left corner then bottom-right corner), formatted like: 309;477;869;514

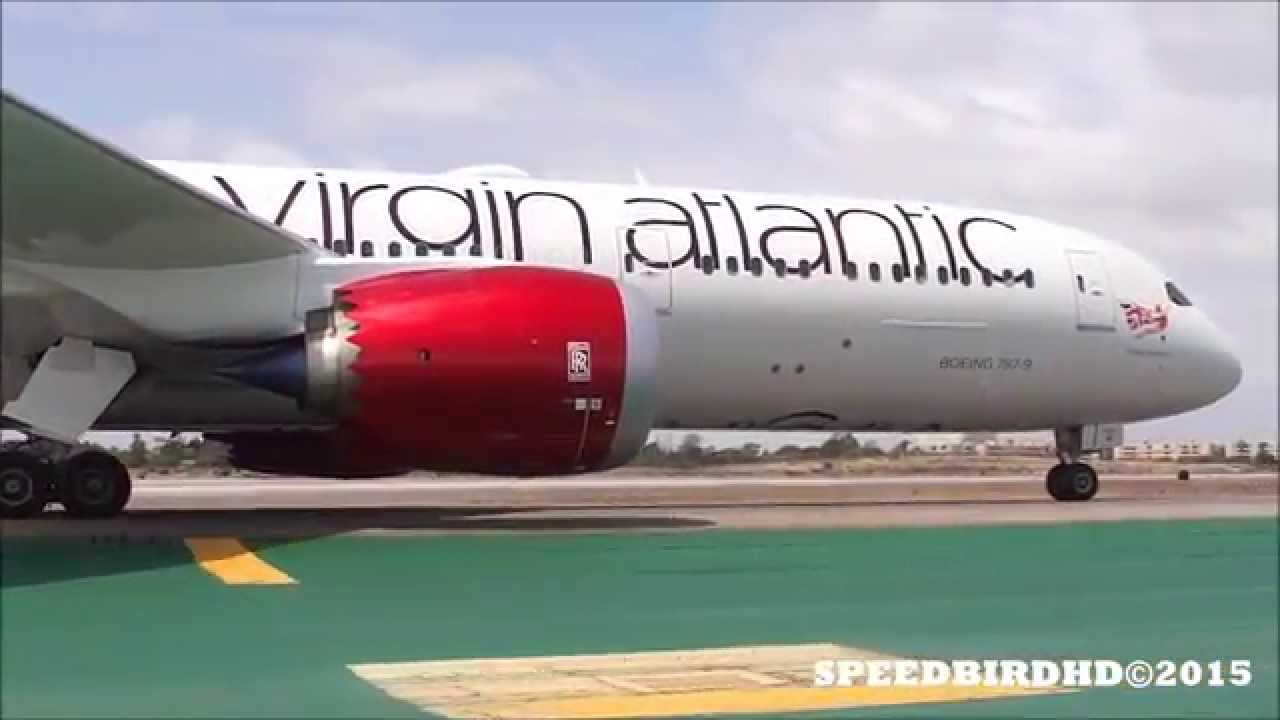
90;160;1241;434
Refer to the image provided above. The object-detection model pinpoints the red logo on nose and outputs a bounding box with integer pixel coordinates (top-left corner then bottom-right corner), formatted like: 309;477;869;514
1120;302;1169;337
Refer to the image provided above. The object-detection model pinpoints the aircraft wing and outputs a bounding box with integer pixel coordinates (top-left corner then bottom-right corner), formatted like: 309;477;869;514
2;89;319;270
2;90;324;430
2;90;322;351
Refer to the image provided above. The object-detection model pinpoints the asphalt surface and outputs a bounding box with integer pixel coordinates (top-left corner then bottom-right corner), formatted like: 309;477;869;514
2;472;1276;719
2;472;1273;539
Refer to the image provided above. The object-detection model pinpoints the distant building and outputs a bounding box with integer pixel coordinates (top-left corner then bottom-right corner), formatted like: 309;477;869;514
1118;441;1193;461
913;438;1052;457
1230;440;1274;459
1116;444;1144;460
1177;441;1207;457
1112;439;1275;462
906;435;1275;462
981;439;1053;457
1114;442;1159;460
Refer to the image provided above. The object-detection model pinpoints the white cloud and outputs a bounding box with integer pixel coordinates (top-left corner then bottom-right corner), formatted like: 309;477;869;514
227;30;693;180
702;1;1276;442
330;56;546;130
245;32;548;134
220;139;306;168
3;0;247;41
714;2;1276;228
82;1;145;33
124;114;307;167
129;115;199;160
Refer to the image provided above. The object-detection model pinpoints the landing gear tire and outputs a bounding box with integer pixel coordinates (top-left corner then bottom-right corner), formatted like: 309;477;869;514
58;450;131;518
0;450;52;519
1046;462;1098;502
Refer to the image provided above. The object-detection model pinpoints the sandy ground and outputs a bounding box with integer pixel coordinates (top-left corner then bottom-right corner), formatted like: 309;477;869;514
3;472;1274;539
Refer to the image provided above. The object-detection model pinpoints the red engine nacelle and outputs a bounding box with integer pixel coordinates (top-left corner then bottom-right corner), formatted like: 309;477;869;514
294;266;660;476
205;430;413;479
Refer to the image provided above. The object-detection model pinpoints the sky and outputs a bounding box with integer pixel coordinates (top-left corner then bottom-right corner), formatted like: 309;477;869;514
2;1;1276;448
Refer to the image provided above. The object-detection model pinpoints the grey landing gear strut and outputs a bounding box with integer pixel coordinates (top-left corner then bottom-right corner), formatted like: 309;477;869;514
0;438;133;519
1046;426;1099;502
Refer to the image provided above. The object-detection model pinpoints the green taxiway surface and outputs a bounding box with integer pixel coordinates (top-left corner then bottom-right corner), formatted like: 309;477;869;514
2;518;1277;719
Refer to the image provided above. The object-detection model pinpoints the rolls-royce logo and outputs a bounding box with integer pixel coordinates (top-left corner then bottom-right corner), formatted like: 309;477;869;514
567;341;591;383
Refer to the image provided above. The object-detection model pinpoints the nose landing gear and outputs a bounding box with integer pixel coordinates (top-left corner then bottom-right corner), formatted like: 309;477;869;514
0;440;132;519
1046;426;1099;502
1046;462;1099;502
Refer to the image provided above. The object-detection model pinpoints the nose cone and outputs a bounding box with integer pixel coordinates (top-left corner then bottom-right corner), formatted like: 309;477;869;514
1213;333;1244;399
1189;316;1243;408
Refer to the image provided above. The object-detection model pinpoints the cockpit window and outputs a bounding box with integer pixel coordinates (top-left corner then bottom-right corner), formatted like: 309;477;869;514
1166;281;1193;307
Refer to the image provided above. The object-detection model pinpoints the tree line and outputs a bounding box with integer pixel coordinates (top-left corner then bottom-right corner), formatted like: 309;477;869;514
632;433;904;469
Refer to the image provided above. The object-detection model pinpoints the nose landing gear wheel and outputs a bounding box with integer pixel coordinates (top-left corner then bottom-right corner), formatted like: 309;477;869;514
1046;462;1098;502
58;450;132;518
0;451;51;519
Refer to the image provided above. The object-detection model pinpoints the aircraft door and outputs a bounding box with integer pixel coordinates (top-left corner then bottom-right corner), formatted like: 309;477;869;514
616;224;673;315
1066;250;1115;331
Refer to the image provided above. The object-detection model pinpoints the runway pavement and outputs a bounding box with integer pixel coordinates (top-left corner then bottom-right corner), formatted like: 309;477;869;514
3;471;1274;539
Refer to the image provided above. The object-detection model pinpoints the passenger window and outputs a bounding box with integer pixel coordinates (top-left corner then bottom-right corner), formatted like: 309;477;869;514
389;242;402;258
415;243;429;257
798;260;811;278
1076;274;1085;293
892;264;904;283
750;258;763;276
959;267;971;286
726;257;740;275
360;241;374;258
937;266;948;285
915;265;926;283
870;263;881;282
1024;270;1035;289
333;239;347;255
844;262;857;280
1166;281;1193;306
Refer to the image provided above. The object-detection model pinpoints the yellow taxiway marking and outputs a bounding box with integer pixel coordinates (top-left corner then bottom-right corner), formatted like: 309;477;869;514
184;537;296;585
348;643;1067;719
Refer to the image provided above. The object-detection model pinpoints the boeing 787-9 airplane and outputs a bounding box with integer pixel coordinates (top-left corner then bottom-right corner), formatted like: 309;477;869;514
0;89;1242;518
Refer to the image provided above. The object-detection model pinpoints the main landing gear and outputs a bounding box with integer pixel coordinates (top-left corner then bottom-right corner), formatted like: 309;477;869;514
0;440;132;519
1045;426;1099;502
